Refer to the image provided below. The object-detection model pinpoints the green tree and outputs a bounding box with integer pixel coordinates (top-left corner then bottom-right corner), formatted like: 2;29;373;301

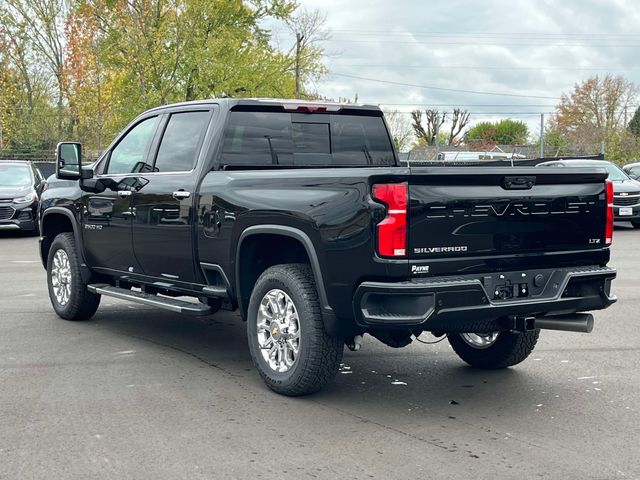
0;0;328;155
0;21;59;155
466;119;529;145
603;129;640;165
541;130;571;157
1;0;69;136
629;106;640;137
70;0;321;145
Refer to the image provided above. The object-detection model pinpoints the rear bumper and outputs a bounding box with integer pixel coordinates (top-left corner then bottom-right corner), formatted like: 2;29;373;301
353;265;616;333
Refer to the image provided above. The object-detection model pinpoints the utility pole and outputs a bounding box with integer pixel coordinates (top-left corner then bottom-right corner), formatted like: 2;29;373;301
434;118;440;160
294;32;303;99
624;105;628;126
539;113;545;159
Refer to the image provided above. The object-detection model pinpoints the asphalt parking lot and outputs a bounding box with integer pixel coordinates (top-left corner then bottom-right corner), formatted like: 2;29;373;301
1;227;639;480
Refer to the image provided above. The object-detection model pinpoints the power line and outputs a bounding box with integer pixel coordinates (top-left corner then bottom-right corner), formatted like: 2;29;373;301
323;39;640;47
326;64;640;71
329;35;640;42
327;73;560;100
329;29;640;38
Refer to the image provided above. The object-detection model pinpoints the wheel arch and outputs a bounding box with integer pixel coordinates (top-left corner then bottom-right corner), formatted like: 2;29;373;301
40;208;89;280
235;225;333;322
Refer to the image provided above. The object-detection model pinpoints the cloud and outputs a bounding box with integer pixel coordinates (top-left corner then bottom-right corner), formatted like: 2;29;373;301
272;0;640;133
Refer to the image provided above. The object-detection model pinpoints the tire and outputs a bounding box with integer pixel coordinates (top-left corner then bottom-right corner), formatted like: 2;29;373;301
448;329;540;369
247;264;343;396
631;220;640;229
47;232;100;321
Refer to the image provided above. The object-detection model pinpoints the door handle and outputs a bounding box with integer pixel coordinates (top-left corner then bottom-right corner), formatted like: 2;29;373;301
172;191;191;200
117;190;132;198
122;207;136;218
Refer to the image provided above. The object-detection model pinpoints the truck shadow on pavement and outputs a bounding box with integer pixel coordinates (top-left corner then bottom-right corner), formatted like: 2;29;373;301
89;304;572;420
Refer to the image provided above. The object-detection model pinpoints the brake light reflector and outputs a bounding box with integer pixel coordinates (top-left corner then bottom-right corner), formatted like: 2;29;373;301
372;183;408;257
605;179;614;246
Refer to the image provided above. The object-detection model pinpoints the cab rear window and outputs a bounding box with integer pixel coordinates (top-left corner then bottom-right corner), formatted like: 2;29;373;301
220;111;395;167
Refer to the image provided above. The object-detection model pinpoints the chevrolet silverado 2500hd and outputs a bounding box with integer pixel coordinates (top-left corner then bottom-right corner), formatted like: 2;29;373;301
40;98;616;395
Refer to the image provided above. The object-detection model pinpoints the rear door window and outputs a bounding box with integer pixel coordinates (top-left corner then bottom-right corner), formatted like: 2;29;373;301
154;111;211;172
220;111;395;167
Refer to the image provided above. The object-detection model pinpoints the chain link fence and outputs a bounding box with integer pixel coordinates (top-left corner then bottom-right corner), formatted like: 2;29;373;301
407;142;606;163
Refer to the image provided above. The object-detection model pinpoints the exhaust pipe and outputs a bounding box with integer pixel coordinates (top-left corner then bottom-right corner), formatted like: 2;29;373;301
535;313;594;333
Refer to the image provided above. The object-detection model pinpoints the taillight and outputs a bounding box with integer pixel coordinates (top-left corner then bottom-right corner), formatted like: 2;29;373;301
605;179;614;246
372;183;407;257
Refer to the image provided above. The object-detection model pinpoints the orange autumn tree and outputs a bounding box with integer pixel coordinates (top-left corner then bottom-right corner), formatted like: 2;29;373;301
66;0;312;150
64;3;115;151
1;0;326;155
547;75;640;161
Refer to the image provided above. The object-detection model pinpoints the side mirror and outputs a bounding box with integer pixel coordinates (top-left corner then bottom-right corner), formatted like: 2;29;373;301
56;142;82;180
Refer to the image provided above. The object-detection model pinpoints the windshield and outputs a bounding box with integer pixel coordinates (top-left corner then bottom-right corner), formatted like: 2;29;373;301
552;161;630;181
0;164;32;187
604;163;630;181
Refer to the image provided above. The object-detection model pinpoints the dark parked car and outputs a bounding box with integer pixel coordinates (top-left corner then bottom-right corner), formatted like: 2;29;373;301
538;159;640;228
622;161;640;180
0;160;46;233
40;99;616;396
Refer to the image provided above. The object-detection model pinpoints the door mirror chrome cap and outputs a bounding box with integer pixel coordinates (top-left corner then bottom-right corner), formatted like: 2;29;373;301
56;142;83;180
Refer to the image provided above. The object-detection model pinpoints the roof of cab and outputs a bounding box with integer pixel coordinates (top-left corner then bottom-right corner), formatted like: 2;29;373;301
144;97;381;114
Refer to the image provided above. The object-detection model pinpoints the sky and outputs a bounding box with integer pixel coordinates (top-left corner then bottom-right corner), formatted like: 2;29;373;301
268;0;640;138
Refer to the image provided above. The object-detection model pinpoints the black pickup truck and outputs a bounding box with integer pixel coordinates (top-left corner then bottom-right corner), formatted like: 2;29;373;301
40;98;617;396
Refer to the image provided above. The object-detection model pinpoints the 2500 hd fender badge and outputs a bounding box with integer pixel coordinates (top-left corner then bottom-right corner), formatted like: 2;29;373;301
84;224;103;230
414;246;468;254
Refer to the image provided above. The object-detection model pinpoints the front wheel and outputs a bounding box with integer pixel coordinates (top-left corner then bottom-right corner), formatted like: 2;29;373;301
247;264;343;396
448;329;540;369
47;233;101;321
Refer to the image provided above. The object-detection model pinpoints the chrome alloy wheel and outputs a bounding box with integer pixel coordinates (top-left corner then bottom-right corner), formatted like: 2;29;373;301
51;249;72;306
256;289;301;373
460;332;500;349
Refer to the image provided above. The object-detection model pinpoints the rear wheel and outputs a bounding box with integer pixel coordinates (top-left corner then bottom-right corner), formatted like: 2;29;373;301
47;233;100;321
448;329;540;369
631;220;640;229
247;264;343;396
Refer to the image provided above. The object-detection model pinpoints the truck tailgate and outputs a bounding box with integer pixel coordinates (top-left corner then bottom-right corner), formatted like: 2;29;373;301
408;167;608;260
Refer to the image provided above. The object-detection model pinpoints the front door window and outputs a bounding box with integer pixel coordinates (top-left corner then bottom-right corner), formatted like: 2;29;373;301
107;116;159;174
